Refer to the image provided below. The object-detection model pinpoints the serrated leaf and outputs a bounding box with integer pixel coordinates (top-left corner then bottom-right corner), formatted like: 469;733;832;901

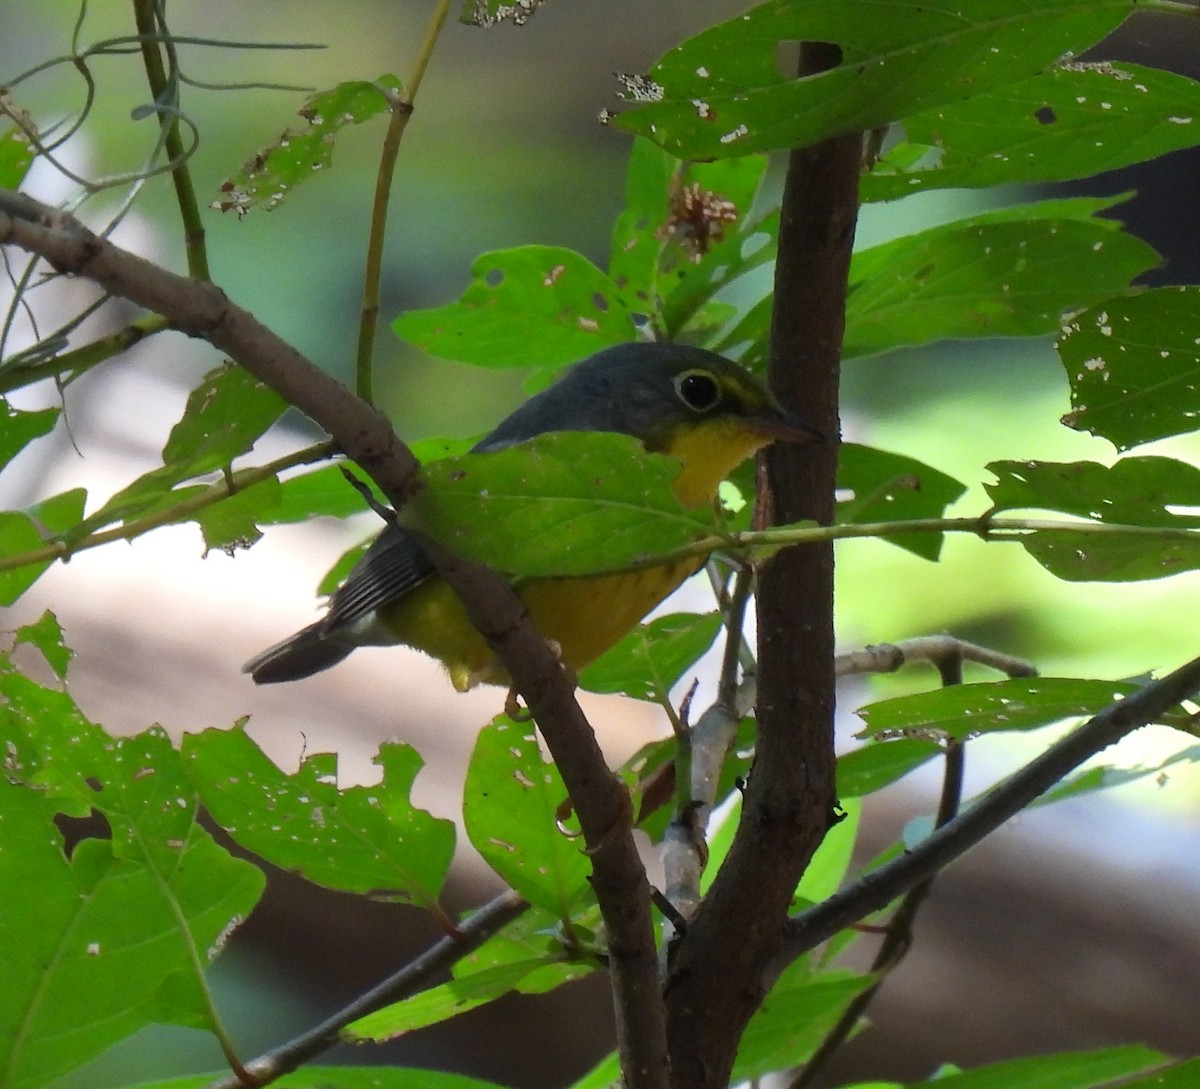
0;399;58;470
837;444;966;559
397;432;718;578
214;76;403;215
842;198;1159;358
1058;287;1200;450
856;677;1143;741
611;0;1133;159
463;716;590;917
184;727;454;909
395;246;637;368
579;612;722;702
902;1045;1167;1089
862;62;1200;201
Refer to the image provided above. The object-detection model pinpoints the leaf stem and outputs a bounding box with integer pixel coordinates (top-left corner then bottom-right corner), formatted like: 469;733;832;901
355;0;455;403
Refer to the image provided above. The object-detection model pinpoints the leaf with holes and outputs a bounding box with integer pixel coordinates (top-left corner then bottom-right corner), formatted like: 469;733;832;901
611;0;1134;159
463;716;591;917
1058;287;1200;450
395;247;637;368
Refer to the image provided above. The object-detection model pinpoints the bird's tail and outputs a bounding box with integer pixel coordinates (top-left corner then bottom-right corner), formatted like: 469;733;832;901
243;622;352;684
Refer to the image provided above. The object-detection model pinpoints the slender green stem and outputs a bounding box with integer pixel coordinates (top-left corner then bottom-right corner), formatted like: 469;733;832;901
132;0;211;280
0;441;334;575
354;0;455;402
0;313;169;394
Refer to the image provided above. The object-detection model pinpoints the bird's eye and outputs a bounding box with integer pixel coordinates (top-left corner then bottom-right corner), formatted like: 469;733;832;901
674;369;722;412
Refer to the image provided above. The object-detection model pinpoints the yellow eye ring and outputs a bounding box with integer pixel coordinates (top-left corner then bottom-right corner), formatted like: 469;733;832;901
673;369;722;412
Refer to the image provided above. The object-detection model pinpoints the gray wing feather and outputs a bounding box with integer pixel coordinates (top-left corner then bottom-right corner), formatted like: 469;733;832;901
322;524;435;633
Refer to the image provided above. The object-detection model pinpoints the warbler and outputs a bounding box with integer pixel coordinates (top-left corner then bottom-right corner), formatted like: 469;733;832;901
245;342;817;690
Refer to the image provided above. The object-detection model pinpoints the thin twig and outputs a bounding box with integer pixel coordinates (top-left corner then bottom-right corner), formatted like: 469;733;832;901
204;890;529;1089
354;0;454;402
774;649;1200;975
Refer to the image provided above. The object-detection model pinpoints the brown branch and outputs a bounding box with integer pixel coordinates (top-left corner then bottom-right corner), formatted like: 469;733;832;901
661;42;861;1089
775;649;1200;969
0;186;668;1089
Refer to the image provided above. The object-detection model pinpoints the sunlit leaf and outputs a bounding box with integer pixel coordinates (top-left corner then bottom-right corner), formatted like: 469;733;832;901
837;444;966;559
612;0;1133;158
842;197;1158;358
214;76;403;215
463;716;590;917
856;677;1142;740
0;399;57;470
398;432;718;578
862;62;1200;201
1058;287;1200;450
0;488;86;606
395;246;637;368
836;738;942;797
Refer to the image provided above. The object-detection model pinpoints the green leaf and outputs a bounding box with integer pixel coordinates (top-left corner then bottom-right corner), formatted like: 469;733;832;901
184;727;454;910
856;677;1142;741
259;463;374;524
454;908;598;997
1018;527;1200;582
395;246;637;368
346;959;548;1041
0;399;58;470
842;198;1159;358
1058;287;1200;450
794;797;861;905
732;966;872;1083
836;738;942;797
987;457;1200;526
901;1045;1167;1089
0;739;263;1089
73;363;288;537
1037;745;1200;807
0;125;35;189
121;1068;513;1089
837;444;966;559
611;0;1133;158
579;612;723;702
12;610;73;679
0;488;87;606
397;432;718;578
862;62;1200;201
194;475;282;553
214;76;403;215
463;716;591;917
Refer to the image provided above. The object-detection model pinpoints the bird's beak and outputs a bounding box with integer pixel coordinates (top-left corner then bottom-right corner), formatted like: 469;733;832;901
745;406;825;445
